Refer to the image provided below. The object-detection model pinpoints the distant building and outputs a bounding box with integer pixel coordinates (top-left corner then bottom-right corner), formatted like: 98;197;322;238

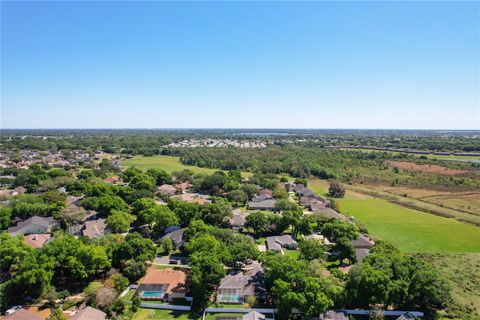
8;216;58;236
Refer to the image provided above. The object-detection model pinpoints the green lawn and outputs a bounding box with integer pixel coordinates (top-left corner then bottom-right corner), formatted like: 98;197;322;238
122;155;251;177
204;313;244;320
339;198;480;253
132;308;199;320
283;249;300;260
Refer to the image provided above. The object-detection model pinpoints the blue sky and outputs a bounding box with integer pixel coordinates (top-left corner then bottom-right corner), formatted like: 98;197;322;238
1;1;478;129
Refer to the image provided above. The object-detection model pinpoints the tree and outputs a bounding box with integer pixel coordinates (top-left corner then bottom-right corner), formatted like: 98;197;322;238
272;187;288;199
121;260;147;283
275;199;300;212
122;166;142;182
129;173;156;192
107;210;135;233
241;184;259;200
227;189;248;205
321;220;359;241
333;237;357;264
201;202;232;227
146;168;172;186
138;205;178;234
112;233;156;268
168;199;201;227
299;239;326;261
228;234;259;263
0;206;12;230
245;211;270;236
131;197;157;215
189;252;225;312
42;235;110;282
328;181;345;198
110;274;129;293
161;237;174;255
346;241;450;313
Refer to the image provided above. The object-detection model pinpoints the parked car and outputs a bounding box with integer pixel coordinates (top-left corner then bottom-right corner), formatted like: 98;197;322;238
6;306;22;315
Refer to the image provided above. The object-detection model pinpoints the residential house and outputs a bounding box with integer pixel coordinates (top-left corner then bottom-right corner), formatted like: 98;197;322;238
171;193;210;205
396;313;418;320
258;189;273;198
8;216;58;236
157;184;177;196
300;195;326;211
314;208;343;220
351;235;375;263
319;310;349;320
162;228;184;249
24;234;53;248
242;311;266;320
81;219;108;239
229;209;248;228
174;182;193;193
217;261;265;304
294;184;315;197
137;268;189;301
69;307;106;320
103;175;122;185
248;194;276;211
266;235;297;253
2;309;43;320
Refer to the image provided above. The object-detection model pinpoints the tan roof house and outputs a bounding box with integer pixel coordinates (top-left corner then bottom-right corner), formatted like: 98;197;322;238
69;306;106;320
137;268;189;301
24;234;53;248
2;309;43;320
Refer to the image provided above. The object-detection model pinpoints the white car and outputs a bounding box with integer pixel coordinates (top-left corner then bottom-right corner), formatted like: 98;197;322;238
5;306;22;315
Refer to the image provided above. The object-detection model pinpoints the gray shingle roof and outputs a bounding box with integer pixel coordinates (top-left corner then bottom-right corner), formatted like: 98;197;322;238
266;235;297;251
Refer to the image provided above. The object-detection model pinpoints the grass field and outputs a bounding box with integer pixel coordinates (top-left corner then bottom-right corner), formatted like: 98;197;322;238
339;148;480;162
339;198;480;253
132;308;199;320
415;253;480;319
122;155;252;177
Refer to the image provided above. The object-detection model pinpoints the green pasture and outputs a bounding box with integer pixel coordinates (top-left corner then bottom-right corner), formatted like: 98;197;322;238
121;155;251;177
339;198;480;253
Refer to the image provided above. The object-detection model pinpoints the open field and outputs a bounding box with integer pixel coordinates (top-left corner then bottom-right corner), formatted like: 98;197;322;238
308;178;369;200
132;308;199;320
415;253;480;319
385;160;467;175
339;148;480;162
339;198;480;253
121;155;252;177
347;183;480;226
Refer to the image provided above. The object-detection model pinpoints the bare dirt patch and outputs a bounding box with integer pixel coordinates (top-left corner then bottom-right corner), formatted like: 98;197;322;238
385;160;467;175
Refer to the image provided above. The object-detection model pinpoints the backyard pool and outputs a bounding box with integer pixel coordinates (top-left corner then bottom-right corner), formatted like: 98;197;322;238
142;291;165;298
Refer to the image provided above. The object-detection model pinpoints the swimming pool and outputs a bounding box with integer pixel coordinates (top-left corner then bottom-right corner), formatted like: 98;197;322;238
142;291;165;298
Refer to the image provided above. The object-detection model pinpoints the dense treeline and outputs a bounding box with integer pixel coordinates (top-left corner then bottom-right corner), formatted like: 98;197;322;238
2;129;479;155
166;146;480;189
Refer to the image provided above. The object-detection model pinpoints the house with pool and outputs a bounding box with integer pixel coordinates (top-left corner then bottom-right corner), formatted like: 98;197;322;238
137;267;189;301
216;261;266;304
